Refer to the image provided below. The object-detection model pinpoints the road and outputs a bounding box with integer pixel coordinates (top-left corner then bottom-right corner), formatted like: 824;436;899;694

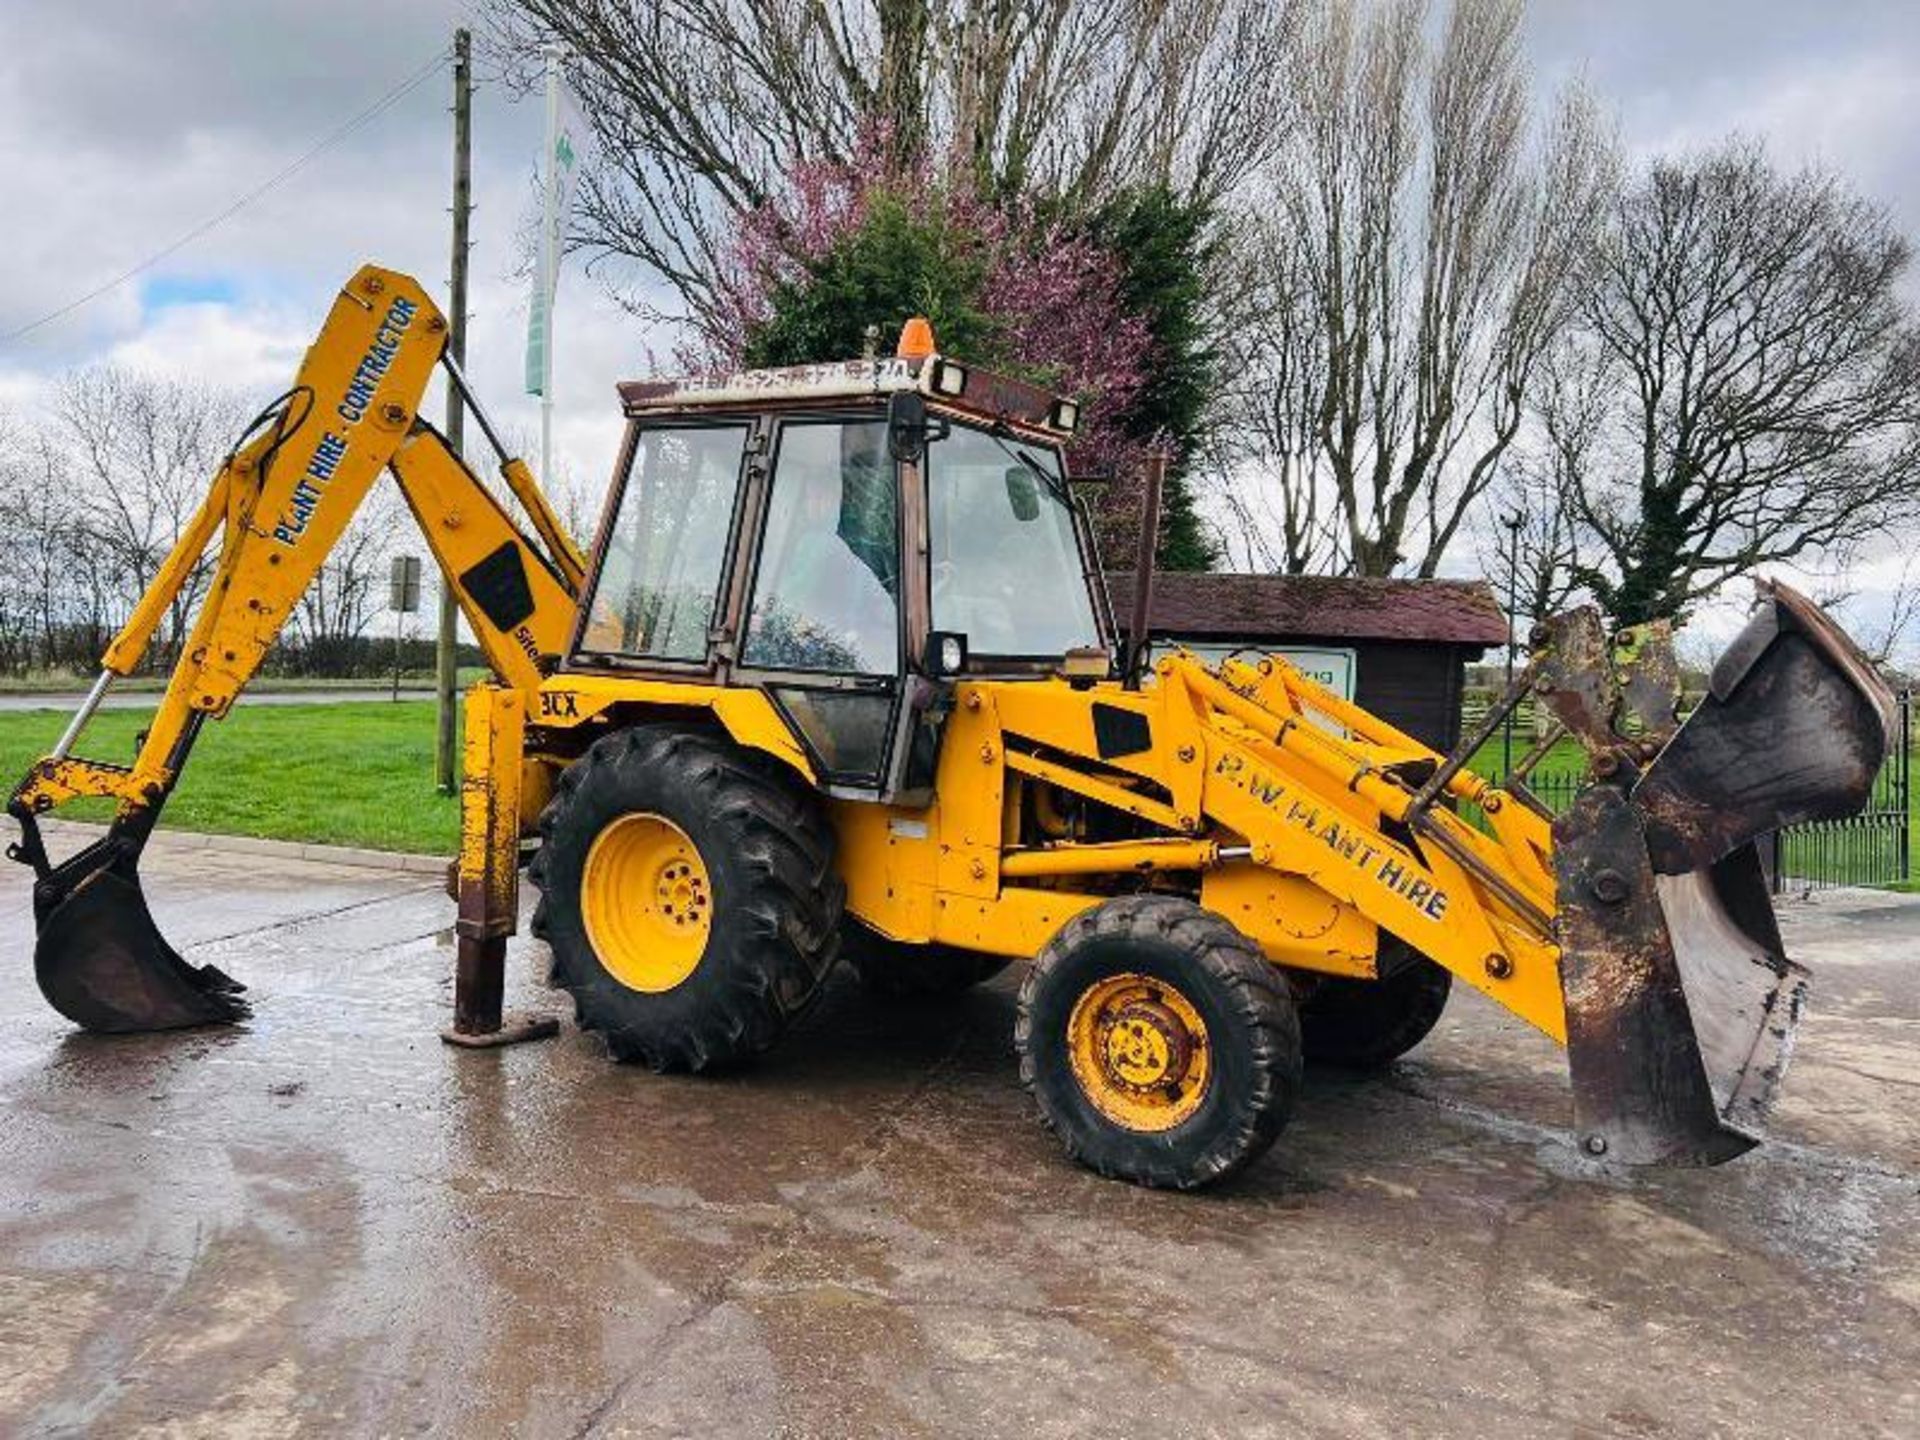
2;841;1917;1436
0;688;428;713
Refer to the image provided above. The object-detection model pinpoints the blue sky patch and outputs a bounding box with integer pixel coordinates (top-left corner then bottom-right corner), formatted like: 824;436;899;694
142;273;238;309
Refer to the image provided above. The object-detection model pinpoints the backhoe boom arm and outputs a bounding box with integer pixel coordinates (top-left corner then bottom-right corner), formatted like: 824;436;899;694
6;265;581;1035
10;266;576;823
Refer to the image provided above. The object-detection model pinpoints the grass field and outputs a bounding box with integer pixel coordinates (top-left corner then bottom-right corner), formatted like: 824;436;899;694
0;701;460;854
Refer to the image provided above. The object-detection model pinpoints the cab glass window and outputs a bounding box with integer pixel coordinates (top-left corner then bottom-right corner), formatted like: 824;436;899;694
580;424;748;660
927;424;1099;657
743;420;898;675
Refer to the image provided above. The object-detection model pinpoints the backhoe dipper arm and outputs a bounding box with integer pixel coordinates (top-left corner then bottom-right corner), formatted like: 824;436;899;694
7;265;581;1035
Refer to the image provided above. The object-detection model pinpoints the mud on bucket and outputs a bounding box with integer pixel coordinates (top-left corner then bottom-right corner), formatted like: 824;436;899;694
1553;582;1895;1165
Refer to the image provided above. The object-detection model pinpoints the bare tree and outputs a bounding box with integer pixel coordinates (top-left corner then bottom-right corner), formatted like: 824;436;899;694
1546;138;1920;625
52;368;253;666
0;431;86;673
1490;335;1608;625
1222;0;1613;577
1823;555;1920;674
1204;220;1342;573
483;0;1298;339
287;484;405;672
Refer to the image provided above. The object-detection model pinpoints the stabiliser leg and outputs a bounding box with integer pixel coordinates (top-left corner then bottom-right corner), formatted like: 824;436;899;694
441;685;558;1049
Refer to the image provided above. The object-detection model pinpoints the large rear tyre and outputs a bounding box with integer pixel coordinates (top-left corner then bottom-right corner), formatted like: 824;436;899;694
1299;940;1451;1069
530;726;842;1071
842;922;1011;999
1016;896;1301;1191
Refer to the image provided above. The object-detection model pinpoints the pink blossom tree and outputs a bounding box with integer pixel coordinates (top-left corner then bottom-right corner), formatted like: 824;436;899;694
697;143;1158;489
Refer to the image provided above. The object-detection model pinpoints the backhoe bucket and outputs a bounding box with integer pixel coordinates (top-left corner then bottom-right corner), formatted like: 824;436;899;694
23;825;247;1034
1553;582;1894;1164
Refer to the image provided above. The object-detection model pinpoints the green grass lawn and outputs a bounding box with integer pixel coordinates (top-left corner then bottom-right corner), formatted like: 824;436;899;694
0;701;460;854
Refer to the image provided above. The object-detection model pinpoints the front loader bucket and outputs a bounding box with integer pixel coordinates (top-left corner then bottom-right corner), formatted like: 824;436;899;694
25;827;247;1034
1553;582;1894;1164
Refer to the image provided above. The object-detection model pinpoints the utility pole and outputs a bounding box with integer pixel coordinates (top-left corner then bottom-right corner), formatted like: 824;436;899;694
1502;511;1524;777
436;27;472;795
538;42;561;492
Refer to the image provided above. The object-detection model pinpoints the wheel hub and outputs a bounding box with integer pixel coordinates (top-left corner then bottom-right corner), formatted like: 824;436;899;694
581;812;713;993
1100;998;1193;1091
1066;973;1211;1133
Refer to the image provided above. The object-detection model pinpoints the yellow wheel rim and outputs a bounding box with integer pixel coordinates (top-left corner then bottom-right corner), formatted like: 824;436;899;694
580;812;713;993
1065;972;1211;1133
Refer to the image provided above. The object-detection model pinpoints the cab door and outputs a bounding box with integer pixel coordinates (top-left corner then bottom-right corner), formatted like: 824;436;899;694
736;416;907;796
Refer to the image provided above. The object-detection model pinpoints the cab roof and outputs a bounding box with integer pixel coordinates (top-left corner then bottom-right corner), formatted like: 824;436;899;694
616;353;1081;443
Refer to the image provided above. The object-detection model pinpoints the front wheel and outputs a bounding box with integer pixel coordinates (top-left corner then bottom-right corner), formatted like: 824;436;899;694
530;725;843;1071
1015;896;1301;1191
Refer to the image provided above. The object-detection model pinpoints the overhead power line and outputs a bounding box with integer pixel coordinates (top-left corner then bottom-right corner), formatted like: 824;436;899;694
2;45;452;345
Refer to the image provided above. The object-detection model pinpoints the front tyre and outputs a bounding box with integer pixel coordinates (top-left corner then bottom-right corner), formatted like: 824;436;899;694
1015;896;1301;1191
530;725;842;1071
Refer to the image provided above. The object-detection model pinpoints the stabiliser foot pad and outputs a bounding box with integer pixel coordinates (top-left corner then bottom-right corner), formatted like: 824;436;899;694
440;1015;562;1048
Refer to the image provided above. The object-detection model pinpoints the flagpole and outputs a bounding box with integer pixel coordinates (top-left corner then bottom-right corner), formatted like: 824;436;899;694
539;41;561;489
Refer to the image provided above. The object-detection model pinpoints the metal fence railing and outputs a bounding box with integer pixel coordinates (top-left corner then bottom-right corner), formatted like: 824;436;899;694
1770;689;1912;893
1479;690;1913;893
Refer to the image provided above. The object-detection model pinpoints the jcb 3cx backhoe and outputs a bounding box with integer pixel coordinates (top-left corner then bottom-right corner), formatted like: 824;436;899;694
8;266;1896;1189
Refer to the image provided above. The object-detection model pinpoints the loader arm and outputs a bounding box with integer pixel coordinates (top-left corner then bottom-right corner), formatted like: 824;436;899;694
841;589;1891;1167
7;265;581;1033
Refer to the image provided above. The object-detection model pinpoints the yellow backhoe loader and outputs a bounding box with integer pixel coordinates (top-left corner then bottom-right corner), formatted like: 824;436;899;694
7;265;1896;1189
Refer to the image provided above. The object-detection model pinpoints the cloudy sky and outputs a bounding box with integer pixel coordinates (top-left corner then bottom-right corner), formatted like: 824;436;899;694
2;0;1917;645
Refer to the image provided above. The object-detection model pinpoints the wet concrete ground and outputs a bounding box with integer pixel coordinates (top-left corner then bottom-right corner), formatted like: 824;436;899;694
2;843;1917;1438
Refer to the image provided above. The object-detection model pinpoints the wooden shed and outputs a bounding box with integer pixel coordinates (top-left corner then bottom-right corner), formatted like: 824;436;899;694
1106;572;1509;752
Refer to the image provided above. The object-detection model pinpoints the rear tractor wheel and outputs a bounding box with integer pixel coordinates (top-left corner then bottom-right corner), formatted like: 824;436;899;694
530;725;843;1071
1299;939;1451;1069
1015;896;1302;1191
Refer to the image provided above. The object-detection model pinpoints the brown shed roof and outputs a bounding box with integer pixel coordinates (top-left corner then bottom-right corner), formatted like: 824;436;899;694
1106;572;1509;647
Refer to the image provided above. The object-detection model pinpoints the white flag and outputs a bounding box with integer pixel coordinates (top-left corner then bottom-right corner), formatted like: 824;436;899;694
526;55;586;398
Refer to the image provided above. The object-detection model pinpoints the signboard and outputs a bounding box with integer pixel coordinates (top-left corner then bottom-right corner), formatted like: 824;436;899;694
1152;641;1357;734
390;555;422;614
525;59;587;398
1160;642;1356;700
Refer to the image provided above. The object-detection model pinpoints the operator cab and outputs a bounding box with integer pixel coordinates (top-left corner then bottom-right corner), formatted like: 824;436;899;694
568;323;1116;804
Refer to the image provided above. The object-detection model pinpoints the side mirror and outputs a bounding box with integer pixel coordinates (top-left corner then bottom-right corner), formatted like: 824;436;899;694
1003;466;1040;522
